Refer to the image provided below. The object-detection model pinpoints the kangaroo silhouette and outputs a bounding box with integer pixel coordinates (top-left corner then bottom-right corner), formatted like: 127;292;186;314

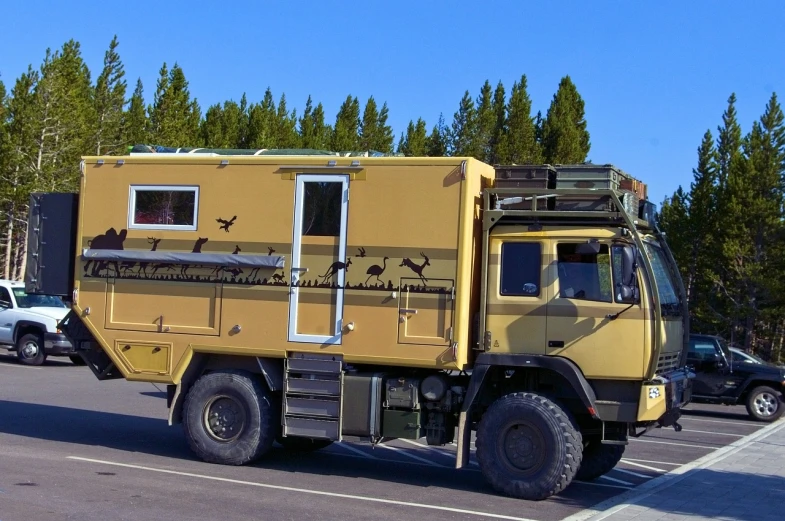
400;252;430;285
216;216;237;232
365;257;389;285
321;258;352;284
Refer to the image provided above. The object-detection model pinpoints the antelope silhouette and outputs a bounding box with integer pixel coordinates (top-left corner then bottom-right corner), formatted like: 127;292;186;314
321;258;352;284
365;257;389;285
216;216;237;232
137;237;162;276
400;252;430;285
268;246;275;255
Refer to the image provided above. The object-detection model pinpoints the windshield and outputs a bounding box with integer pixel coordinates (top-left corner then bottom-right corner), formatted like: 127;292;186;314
12;288;66;308
643;242;681;317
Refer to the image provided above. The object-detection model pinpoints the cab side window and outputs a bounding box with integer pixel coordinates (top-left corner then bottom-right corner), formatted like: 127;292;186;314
0;287;12;308
688;339;718;362
556;243;612;302
500;242;541;297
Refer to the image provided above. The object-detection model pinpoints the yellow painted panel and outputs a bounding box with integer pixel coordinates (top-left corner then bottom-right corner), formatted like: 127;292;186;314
115;340;171;375
106;279;221;335
398;279;454;345
637;384;666;421
296;289;338;337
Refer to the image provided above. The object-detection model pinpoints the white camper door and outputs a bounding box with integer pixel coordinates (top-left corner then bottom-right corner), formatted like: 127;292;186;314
288;174;350;344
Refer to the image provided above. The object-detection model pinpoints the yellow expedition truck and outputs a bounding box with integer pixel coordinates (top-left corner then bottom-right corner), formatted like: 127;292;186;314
24;146;692;500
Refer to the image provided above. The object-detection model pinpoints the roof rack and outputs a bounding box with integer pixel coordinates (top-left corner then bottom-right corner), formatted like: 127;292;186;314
127;144;404;157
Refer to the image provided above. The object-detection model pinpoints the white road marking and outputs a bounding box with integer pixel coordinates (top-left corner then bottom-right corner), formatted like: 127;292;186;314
619;459;668;472
376;442;447;467
397;439;480;467
679;416;755;426
598;475;634;486
628;438;718;450
67;456;535;521
621;458;680;467
331;442;379;460
610;467;652;479
679;428;745;437
573;480;631;490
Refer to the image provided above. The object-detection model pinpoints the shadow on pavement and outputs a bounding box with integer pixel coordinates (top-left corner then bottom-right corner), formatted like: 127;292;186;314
627;468;785;520
0;399;620;508
681;406;756;422
0;353;74;368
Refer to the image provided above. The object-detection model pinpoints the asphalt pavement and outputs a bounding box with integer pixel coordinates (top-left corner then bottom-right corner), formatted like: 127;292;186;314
0;353;778;521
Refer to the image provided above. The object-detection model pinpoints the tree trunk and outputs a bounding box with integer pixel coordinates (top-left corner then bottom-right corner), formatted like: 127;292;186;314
13;233;26;282
3;202;14;280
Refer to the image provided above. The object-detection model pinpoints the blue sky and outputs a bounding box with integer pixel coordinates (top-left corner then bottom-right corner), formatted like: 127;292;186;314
2;1;783;205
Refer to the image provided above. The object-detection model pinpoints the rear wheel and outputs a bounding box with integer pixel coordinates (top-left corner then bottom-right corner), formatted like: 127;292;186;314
576;439;625;481
16;333;46;366
475;392;583;501
745;386;784;422
183;370;276;465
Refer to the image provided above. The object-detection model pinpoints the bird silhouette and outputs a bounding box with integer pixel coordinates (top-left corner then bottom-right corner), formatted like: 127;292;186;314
216;216;237;232
365;257;389;285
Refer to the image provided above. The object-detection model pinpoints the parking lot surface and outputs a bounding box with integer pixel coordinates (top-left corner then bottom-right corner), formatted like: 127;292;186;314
0;354;775;521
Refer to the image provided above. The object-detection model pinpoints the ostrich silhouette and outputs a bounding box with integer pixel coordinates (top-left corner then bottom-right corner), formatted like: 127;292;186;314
365;257;389;285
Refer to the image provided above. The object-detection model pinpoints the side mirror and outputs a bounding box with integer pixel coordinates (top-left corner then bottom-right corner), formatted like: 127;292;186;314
617;244;640;304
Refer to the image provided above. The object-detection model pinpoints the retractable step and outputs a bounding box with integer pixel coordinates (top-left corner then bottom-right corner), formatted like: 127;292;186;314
282;352;343;441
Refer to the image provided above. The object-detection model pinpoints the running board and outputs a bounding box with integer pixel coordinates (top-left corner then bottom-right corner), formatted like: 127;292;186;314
282;352;343;441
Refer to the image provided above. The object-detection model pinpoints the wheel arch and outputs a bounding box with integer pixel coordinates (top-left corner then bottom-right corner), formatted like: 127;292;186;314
13;321;48;345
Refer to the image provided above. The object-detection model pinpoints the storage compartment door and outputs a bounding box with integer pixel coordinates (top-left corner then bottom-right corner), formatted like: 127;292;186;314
397;278;454;346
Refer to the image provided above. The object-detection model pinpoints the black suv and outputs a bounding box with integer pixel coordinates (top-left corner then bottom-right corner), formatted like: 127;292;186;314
687;334;785;422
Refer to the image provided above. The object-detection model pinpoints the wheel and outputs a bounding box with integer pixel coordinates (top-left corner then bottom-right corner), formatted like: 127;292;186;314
183;370;276;465
475;392;583;501
576;439;625;481
16;333;46;366
276;435;333;452
69;355;86;365
745;386;784;422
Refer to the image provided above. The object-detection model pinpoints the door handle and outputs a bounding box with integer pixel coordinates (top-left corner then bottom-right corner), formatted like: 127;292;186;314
548;340;564;348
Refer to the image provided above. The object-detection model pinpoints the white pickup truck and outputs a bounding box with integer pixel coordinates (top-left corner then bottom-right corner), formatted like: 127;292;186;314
0;279;78;366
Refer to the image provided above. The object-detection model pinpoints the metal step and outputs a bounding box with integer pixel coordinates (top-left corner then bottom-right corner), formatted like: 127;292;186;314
282;352;344;441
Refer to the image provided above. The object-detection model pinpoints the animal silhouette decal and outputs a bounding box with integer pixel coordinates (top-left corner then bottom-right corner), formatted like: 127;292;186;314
216;216;237;232
320;258;352;284
399;252;430;285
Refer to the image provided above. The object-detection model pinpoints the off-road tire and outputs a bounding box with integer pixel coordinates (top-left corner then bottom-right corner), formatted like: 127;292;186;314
183;370;276;465
69;355;86;366
576;440;625;481
276;435;333;452
16;333;46;366
475;392;583;501
745;386;784;422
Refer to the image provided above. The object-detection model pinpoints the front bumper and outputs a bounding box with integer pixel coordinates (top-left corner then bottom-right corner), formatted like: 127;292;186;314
44;332;75;355
656;367;694;427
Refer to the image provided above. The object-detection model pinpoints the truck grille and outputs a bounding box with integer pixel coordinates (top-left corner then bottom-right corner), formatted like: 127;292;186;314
656;352;680;374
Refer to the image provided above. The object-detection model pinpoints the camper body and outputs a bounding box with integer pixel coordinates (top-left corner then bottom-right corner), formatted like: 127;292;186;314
25;149;692;501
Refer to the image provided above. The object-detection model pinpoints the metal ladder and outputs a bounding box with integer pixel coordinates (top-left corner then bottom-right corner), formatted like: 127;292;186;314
282;352;343;440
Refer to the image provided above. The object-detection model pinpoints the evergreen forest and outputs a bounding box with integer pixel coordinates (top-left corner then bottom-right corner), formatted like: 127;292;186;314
1;37;783;363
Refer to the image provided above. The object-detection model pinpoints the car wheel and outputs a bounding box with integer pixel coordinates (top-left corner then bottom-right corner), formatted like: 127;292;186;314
745;386;784;422
183;370;276;465
475;392;582;501
16;333;46;366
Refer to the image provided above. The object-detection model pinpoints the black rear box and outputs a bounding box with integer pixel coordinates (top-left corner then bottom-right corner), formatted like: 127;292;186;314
24;192;79;297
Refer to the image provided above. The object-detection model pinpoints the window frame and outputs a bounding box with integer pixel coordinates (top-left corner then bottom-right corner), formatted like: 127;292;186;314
0;287;13;308
127;184;200;231
499;241;543;297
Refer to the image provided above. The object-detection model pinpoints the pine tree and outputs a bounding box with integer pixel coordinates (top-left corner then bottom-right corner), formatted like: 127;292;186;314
450;90;479;157
475;80;495;162
92;35;126;155
148;63;201;147
124;78;147;146
503;74;541;164
275;93;299;148
359;96;380;152
399;118;428;156
489;81;507;164
332;95;360;151
373;101;394;153
541;75;590;163
657;187;690;280
201;99;243;148
426;113;448;156
298;96;331;149
246;88;277;148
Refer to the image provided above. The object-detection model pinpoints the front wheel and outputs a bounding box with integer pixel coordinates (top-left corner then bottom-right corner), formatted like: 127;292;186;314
475;392;583;501
183;370;276;465
16;333;46;366
745;386;784;422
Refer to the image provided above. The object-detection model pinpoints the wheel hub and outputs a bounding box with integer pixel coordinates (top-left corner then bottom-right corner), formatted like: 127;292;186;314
502;423;546;473
22;342;39;358
754;392;778;417
203;395;246;442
